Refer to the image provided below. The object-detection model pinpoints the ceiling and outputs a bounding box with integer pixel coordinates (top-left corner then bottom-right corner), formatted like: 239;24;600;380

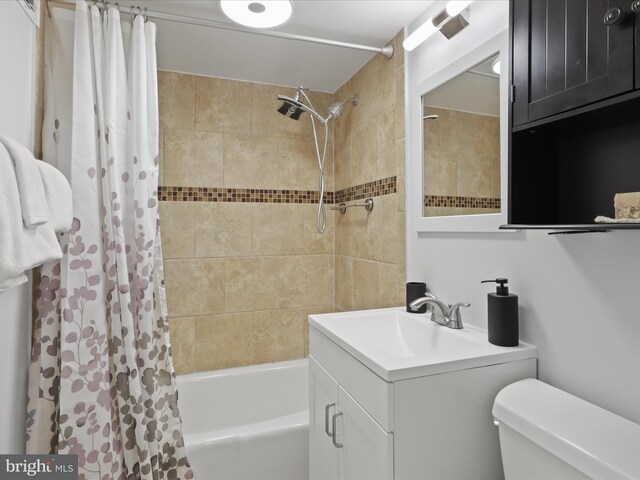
423;53;500;117
135;0;432;93
423;70;500;117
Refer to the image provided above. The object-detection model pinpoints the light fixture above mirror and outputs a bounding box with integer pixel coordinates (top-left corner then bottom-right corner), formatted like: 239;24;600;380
403;0;473;51
446;0;473;17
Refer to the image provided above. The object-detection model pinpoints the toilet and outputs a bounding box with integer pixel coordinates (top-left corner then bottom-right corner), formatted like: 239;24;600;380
492;379;640;479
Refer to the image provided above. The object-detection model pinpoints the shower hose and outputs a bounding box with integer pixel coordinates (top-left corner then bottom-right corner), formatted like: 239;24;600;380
301;90;328;234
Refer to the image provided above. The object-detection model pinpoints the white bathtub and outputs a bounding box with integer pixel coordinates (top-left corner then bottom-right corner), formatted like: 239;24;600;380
176;358;309;480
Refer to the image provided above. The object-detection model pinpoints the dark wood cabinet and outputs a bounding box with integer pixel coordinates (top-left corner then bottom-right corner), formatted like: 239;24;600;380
636;1;640;89
507;0;640;231
512;0;635;127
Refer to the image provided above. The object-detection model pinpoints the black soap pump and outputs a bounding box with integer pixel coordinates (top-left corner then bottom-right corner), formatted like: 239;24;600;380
481;278;519;347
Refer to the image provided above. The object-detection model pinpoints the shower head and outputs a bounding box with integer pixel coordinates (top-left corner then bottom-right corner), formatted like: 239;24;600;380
274;88;358;235
277;92;325;123
326;95;359;121
327;102;345;121
277;86;307;120
277;96;305;120
277;87;359;124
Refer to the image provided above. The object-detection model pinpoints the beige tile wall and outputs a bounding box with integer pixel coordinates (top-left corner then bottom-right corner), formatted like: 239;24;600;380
422;105;500;216
158;72;335;374
160;30;407;374
334;31;407;312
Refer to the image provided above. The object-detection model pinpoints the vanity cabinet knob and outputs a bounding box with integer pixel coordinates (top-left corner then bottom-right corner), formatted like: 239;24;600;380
603;6;627;25
632;0;640;14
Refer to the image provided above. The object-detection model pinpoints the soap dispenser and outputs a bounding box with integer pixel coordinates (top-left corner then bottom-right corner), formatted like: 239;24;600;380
481;278;519;347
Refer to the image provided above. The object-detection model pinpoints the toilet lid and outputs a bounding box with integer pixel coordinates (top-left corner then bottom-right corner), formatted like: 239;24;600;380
493;379;640;480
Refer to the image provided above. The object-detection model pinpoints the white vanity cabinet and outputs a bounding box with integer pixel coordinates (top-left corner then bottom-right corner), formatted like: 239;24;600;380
309;356;339;480
308;309;538;480
309;357;393;480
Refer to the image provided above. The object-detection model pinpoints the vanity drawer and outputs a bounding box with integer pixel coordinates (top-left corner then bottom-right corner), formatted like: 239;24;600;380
310;326;394;432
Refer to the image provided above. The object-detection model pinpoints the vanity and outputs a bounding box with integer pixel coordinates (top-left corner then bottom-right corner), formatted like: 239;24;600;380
308;308;537;480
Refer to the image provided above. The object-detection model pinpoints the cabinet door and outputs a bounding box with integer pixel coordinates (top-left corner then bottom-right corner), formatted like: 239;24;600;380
336;387;393;480
512;0;634;126
309;356;340;480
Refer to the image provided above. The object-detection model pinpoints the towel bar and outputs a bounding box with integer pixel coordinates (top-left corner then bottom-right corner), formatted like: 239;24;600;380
330;198;374;214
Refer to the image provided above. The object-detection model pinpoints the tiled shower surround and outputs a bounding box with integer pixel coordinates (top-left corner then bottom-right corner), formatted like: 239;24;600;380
423;106;500;217
333;32;406;314
159;31;406;374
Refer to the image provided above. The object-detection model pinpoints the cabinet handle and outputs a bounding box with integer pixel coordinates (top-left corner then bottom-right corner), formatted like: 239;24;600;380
332;412;344;448
324;403;335;437
603;6;627;25
632;0;640;13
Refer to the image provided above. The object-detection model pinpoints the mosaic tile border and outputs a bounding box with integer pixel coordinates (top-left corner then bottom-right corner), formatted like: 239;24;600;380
424;195;501;209
159;176;397;204
334;176;397;204
159;186;334;204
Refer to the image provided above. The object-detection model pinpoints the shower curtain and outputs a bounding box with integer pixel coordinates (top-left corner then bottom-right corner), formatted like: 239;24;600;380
26;3;194;479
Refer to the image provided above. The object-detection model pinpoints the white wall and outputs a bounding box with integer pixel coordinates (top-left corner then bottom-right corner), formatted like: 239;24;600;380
0;0;37;454
406;1;640;425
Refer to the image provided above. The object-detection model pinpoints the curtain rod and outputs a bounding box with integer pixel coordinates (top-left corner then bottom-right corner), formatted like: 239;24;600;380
45;0;394;59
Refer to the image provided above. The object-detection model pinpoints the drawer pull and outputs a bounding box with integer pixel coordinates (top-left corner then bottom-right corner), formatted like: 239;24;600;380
324;403;335;437
632;0;640;13
332;412;344;448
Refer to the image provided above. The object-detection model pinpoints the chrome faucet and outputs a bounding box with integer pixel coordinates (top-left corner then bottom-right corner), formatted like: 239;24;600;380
409;293;470;329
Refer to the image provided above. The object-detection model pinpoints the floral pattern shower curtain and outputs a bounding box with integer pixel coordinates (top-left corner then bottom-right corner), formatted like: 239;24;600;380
26;3;194;479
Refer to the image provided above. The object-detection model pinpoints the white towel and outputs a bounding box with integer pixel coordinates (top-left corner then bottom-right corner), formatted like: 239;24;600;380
0;142;63;291
37;161;73;233
0;134;49;228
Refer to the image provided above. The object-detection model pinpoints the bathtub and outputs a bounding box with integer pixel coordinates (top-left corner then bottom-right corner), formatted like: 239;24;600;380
176;358;309;480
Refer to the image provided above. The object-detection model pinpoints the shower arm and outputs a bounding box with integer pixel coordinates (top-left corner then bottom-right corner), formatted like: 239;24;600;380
343;96;359;107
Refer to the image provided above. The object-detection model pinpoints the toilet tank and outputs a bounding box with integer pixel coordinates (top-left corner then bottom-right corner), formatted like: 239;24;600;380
492;379;640;480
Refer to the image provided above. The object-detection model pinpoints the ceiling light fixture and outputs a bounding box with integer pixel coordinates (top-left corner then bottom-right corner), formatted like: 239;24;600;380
220;0;293;29
403;0;474;51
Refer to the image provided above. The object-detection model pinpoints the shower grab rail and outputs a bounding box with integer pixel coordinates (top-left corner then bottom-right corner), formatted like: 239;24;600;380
330;198;374;214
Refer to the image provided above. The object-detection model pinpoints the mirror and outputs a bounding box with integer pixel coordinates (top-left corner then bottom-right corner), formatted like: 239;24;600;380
409;30;509;232
422;53;500;218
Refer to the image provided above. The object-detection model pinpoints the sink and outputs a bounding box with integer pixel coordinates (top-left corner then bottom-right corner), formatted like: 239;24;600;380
330;310;479;358
309;307;537;381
